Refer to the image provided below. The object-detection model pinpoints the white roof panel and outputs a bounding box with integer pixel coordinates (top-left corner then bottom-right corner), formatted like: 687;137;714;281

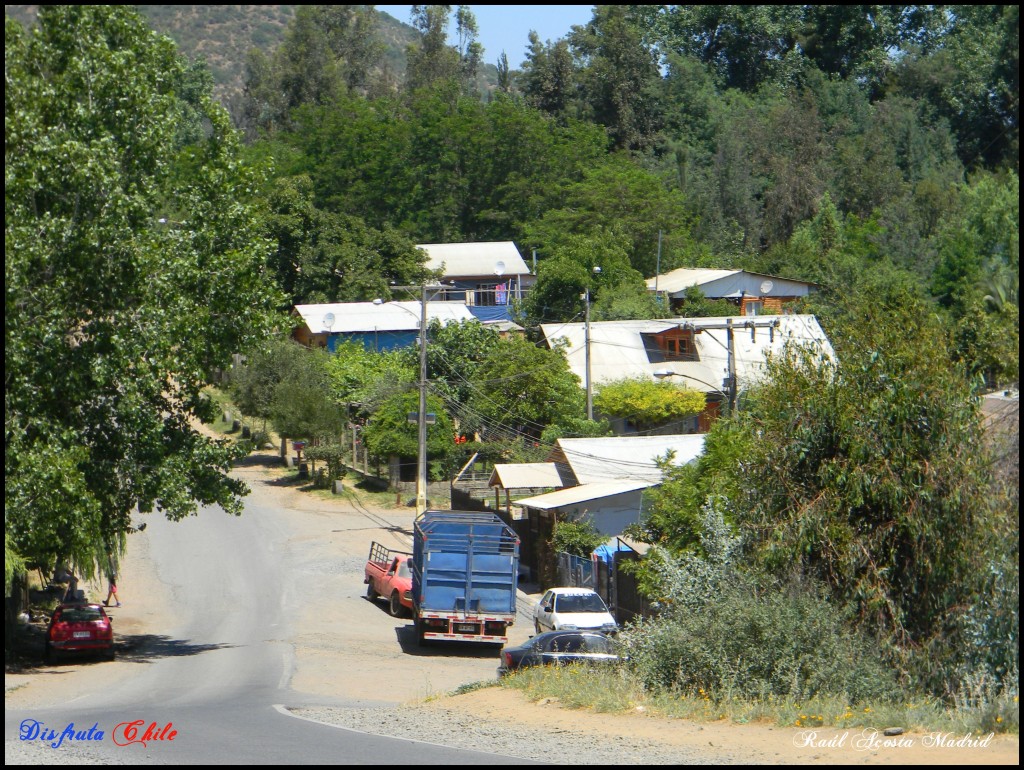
554;434;707;485
416;242;531;278
514;481;652;510
294;301;475;334
541;315;834;395
646;268;740;294
488;463;564;489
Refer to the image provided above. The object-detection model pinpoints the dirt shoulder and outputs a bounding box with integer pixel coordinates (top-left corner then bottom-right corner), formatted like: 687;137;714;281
420;687;1019;766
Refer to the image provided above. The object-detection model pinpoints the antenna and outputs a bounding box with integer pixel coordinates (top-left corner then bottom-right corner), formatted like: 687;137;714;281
760;280;773;295
322;312;335;331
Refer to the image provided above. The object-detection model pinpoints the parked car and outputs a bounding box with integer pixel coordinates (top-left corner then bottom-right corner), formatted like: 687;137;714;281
534;587;618;634
45;602;115;662
498;630;620;676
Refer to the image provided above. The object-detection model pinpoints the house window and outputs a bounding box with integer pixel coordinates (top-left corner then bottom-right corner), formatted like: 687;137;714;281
475;283;497;306
657;330;699;361
745;300;762;316
472;282;510;306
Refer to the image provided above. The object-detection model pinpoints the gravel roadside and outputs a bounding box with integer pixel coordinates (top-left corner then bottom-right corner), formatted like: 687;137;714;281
291;702;741;765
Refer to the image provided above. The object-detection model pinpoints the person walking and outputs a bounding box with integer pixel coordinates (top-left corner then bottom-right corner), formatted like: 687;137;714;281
104;568;121;607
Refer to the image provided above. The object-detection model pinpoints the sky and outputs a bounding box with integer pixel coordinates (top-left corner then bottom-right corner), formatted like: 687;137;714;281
375;5;596;69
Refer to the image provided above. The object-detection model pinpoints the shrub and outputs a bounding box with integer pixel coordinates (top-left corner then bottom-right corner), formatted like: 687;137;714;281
553;517;605;558
620;499;898;703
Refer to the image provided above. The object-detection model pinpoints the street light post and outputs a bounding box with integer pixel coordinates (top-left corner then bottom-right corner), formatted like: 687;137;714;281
584;266;601;421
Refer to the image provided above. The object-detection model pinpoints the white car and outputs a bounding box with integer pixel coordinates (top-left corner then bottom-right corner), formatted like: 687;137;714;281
534;587;618;635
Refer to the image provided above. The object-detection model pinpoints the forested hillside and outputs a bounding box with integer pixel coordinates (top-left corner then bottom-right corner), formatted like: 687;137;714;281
232;5;1017;386
6;5;1018;721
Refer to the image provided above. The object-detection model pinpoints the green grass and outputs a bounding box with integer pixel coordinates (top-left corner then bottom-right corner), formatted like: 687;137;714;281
497;665;1020;735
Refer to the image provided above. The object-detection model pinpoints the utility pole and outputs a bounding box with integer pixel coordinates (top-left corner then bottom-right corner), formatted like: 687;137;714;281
726;318;736;416
416;283;428;518
375;285;430;518
670;317;780;416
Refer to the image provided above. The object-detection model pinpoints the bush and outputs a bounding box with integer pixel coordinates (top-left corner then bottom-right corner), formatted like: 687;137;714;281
621;577;897;703
553;517;605;558
620;499;898;703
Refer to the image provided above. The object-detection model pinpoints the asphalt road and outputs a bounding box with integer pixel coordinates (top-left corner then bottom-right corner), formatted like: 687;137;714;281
5;468;538;765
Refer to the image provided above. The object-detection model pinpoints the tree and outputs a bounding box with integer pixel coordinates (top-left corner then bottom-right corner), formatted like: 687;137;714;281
268;345;347;445
524;155;695;277
520;32;576;118
568;5;664;151
733;287;994;687
238;4;383;136
5;7;283;578
262;175;428;305
468;335;584;441
405;5;482;95
594;378;706;432
362;391;457;479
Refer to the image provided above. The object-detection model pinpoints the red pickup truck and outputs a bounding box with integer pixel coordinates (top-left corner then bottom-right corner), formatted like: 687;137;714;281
364;542;413;617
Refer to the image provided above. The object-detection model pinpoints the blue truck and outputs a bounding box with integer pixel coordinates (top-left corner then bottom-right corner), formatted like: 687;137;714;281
412;511;520;645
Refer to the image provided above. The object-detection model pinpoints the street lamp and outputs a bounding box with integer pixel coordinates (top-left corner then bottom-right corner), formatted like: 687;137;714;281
374;284;430;517
652;368;727;396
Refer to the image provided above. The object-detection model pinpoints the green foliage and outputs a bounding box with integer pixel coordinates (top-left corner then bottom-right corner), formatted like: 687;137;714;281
468;333;585;440
620;503;898;703
671;286;737;318
594;378;706;431
405;5;481;95
552;517;606;558
324;339;415;414
629;421;753;555
238;5;383;136
361;391;457;477
524;156;695;278
261;174;429;305
567;5;664;151
5;6;283;577
735;290;994;688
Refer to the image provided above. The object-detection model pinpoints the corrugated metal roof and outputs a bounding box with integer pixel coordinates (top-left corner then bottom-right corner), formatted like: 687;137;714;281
646;268;740;294
540;315;834;394
294;301;475;334
553;435;706;484
488;463;564;489
416;242;531;278
514;480;652;510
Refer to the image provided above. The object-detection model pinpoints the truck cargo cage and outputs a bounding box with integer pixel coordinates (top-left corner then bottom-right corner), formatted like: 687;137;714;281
412;511;520;644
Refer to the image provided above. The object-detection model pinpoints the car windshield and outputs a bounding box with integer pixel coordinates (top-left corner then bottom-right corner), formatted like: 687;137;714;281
59;607;104;623
396;561;411;579
555;593;608;613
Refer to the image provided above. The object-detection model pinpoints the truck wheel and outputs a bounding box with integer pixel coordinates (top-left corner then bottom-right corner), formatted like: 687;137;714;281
415;617;430;647
366;583;378;601
389;591;403;618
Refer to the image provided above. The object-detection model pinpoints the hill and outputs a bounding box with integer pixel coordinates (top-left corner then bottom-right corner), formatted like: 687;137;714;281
4;5;468;106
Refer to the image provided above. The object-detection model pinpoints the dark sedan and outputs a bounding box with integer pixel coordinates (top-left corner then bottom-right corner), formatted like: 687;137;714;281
498;630;620;676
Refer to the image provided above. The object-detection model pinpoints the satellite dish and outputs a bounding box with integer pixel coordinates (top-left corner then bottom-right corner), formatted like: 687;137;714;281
759;280;774;295
322;312;335;330
494;260;506;277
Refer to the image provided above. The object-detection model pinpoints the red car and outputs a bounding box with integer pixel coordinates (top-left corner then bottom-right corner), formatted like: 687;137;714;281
45;603;115;662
